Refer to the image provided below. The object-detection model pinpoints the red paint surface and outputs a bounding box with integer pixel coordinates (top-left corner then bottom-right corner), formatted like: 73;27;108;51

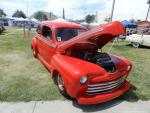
31;21;132;105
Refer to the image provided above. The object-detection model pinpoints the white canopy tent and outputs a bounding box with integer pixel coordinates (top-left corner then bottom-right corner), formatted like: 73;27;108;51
52;18;68;22
89;22;99;27
80;22;88;26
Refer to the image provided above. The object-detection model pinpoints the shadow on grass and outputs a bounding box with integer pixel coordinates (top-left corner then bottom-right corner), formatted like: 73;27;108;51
72;99;122;112
120;84;139;102
139;45;150;49
70;84;139;112
0;31;8;35
126;44;150;49
0;33;5;35
126;43;133;47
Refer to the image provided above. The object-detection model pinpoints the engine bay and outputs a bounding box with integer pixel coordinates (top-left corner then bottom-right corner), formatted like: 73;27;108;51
83;52;116;73
67;44;116;73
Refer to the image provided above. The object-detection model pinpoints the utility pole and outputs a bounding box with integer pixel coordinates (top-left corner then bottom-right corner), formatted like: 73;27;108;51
110;0;115;22
108;0;116;53
27;0;29;18
26;0;31;38
141;0;150;40
23;0;29;38
146;4;150;21
84;8;86;18
63;8;65;19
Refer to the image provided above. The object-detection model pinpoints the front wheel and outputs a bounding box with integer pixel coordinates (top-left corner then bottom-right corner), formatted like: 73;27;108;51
132;42;140;48
56;73;67;96
54;73;72;99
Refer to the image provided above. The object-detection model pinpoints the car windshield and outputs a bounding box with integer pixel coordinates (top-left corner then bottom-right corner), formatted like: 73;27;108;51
56;28;87;41
137;28;150;35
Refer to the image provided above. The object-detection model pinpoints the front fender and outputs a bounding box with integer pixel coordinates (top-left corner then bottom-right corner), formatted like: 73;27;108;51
51;54;105;97
111;55;132;77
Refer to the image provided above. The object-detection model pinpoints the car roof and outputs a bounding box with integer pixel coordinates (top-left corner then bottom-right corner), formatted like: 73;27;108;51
40;21;87;29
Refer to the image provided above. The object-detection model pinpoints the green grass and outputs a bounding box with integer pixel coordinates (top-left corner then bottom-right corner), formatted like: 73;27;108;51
0;27;150;102
103;41;150;101
0;27;63;101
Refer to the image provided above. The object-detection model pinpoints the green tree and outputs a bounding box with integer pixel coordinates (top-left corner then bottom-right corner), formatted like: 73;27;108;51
104;17;111;22
146;0;150;21
136;19;141;23
85;14;95;24
129;19;136;23
12;10;26;18
0;9;6;17
33;11;48;21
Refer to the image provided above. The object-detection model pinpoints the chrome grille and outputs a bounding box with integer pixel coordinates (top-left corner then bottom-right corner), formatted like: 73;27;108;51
86;77;125;95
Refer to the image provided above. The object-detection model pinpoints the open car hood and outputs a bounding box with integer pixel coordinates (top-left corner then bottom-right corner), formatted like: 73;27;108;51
57;21;125;52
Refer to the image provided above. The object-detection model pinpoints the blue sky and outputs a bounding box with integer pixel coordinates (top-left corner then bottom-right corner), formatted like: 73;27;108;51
0;0;149;22
0;0;106;18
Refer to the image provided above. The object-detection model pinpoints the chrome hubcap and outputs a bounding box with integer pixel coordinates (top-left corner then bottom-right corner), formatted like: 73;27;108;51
133;42;139;48
57;76;64;91
33;50;36;55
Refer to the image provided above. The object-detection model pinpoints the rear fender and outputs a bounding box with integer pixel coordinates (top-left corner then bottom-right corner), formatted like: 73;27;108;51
31;37;38;53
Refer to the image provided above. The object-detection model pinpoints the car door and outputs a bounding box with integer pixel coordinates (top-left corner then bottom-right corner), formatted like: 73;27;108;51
142;34;150;46
37;25;56;66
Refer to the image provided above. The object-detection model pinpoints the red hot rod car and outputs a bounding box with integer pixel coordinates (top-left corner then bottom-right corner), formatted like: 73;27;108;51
31;21;132;105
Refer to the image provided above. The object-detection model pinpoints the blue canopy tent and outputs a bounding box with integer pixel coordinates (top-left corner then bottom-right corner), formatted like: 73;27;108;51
121;20;138;37
122;20;137;28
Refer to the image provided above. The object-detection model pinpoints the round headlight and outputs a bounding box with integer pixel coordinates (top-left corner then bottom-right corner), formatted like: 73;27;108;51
80;76;88;84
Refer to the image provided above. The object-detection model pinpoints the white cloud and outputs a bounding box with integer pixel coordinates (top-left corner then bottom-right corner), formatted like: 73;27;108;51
44;0;86;19
0;0;149;22
0;0;49;17
1;1;27;17
45;0;74;17
95;0;150;24
45;0;149;21
85;0;103;5
105;0;149;21
44;0;105;19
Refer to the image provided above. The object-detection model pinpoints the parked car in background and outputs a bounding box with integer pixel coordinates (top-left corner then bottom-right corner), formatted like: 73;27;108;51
126;31;150;48
31;21;132;105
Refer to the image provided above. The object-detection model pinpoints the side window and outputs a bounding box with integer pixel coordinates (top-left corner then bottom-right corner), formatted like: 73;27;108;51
36;25;41;34
42;26;52;40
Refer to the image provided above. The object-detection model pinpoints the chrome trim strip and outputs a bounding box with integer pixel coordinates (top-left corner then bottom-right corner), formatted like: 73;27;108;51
86;77;125;95
87;82;124;93
87;79;124;90
88;77;125;87
86;83;124;95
